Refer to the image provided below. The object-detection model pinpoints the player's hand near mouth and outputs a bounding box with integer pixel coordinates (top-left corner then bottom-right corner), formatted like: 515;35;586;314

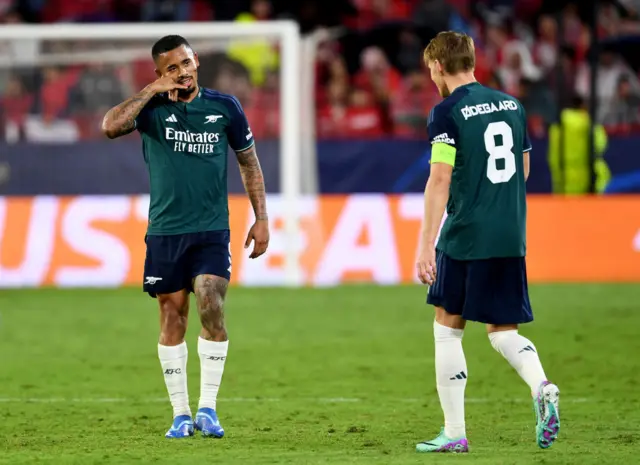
150;75;190;102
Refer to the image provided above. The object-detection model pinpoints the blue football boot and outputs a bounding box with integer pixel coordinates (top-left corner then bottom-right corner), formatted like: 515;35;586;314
195;408;225;438
165;414;195;438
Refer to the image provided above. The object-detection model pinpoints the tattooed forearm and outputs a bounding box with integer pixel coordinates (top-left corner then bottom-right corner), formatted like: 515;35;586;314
101;86;156;139
236;145;268;220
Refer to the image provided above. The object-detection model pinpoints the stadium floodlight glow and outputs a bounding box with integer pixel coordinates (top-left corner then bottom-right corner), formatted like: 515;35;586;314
0;21;303;286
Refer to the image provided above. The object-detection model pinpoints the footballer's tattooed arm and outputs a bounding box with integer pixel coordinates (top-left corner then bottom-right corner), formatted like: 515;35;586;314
101;87;156;139
236;145;268;221
236;145;269;258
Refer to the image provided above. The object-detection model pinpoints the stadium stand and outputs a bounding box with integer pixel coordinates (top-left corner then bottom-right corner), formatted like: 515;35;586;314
1;0;640;142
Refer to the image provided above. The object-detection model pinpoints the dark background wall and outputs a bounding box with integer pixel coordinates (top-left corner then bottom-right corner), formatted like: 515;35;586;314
1;136;639;196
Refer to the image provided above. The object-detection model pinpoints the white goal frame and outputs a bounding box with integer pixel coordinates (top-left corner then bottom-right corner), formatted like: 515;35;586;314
0;21;303;286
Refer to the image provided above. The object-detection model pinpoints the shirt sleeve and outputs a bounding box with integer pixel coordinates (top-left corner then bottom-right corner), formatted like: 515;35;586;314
427;104;459;166
226;95;255;152
135;97;158;134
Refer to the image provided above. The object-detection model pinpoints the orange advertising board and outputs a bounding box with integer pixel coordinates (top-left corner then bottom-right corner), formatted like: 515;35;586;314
0;194;638;287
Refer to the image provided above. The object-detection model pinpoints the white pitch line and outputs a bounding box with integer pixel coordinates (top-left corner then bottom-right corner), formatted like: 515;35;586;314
0;397;590;404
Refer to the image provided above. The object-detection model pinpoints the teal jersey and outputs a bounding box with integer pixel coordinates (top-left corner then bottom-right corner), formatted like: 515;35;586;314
428;82;532;260
135;87;255;235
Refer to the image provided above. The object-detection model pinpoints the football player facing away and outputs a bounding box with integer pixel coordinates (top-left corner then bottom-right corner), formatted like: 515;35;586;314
102;35;269;438
416;31;560;453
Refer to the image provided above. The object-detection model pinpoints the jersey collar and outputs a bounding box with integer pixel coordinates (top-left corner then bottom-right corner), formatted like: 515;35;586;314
177;86;202;106
452;81;480;95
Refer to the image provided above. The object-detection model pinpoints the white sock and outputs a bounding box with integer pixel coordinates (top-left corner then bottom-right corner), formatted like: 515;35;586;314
198;337;229;411
434;321;467;439
158;342;191;418
489;330;547;396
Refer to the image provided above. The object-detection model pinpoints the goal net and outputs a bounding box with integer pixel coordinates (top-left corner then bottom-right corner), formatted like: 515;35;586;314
0;22;304;288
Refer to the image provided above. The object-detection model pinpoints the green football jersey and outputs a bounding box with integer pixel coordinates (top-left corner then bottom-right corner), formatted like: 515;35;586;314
428;82;532;260
135;87;255;235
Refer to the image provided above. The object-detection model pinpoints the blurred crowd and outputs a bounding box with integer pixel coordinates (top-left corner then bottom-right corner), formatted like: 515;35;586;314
1;0;640;142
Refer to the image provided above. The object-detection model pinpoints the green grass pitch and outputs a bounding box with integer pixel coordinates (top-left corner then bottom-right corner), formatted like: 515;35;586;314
0;284;639;464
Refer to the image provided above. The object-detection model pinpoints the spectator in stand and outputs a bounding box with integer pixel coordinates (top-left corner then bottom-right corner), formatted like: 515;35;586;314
1;73;34;142
227;0;278;87
518;78;556;137
575;50;640;122
391;69;439;138
346;87;386;137
0;9;39;92
315;43;349;108
354;46;401;94
39;66;78;121
599;1;640;37
3;0;640;143
603;75;640;129
533;14;558;77
561;3;589;63
495;39;542;97
485;18;543;92
397;28;424;73
208;58;253;107
561;3;582;45
317;78;349;138
250;70;280;138
353;46;398;134
317;80;386;138
70;63;125;114
69;62;126;138
551;46;578;111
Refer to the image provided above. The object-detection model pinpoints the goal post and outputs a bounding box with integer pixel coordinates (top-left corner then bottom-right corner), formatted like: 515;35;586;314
0;21;304;287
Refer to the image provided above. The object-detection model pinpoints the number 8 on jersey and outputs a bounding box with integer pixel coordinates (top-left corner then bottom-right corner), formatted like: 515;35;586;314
427;82;532;261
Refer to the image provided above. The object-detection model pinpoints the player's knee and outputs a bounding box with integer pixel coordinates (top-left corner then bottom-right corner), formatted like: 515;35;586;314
486;323;518;334
434;306;466;330
194;278;226;315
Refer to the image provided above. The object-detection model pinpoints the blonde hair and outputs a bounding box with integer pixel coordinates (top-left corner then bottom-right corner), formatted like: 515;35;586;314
423;31;475;75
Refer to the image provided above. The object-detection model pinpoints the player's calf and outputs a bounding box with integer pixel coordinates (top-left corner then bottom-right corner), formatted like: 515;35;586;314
488;327;560;448
157;291;192;434
416;314;469;453
158;292;189;346
488;327;547;396
193;274;229;437
433;319;467;439
194;274;228;341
